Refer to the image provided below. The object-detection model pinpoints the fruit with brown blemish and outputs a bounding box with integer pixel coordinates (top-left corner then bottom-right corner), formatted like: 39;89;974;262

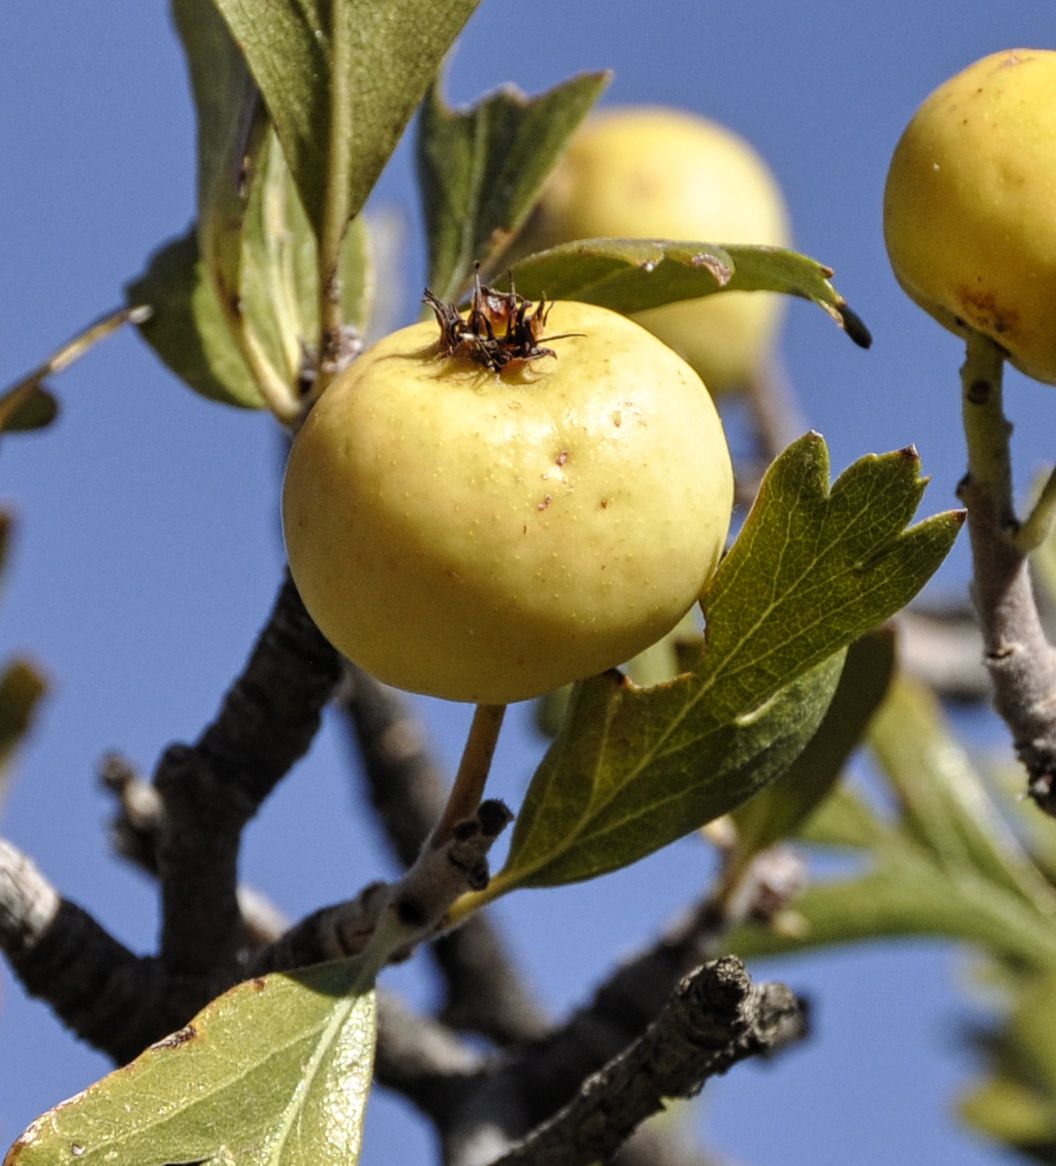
884;48;1056;382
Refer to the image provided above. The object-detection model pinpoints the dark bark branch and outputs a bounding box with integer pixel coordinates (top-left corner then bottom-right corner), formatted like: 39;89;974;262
341;663;548;1043
433;916;548;1044
487;959;806;1166
154;573;341;978
433;848;804;1166
99;752;288;952
0;839;209;1063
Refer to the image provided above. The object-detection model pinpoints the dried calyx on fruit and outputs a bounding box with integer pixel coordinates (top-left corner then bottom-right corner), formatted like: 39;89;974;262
423;270;580;373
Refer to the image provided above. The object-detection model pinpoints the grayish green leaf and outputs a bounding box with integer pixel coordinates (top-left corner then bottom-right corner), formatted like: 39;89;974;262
172;0;257;237
417;71;610;303
126;185;371;409
173;0;262;319
509;239;871;346
7;958;377;1166
126;231;266;409
238;129;374;383
211;0;480;242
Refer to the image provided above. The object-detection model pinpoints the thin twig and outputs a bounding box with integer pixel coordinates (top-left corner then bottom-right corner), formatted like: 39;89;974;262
0;838;202;1062
957;331;1056;812
1017;464;1056;553
99;752;289;951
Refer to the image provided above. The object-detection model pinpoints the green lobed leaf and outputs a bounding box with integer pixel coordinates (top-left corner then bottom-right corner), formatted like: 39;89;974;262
417;71;610;303
508;239;872;346
506;651;845;889
210;0;480;242
702;435;961;708
6;958;377;1166
126;230;266;409
489;434;962;892
730;628;896;860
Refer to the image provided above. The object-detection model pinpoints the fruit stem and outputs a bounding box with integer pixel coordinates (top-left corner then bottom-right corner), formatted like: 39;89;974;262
960;329;1014;519
429;703;507;849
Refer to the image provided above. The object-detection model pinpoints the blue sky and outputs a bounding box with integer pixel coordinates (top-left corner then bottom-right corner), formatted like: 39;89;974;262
3;3;1055;1162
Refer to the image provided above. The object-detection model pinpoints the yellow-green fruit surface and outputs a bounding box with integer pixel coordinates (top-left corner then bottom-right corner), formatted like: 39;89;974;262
884;48;1056;384
283;301;733;704
526;106;791;392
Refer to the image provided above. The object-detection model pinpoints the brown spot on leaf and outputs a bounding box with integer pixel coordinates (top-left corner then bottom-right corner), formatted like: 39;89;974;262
155;1023;197;1049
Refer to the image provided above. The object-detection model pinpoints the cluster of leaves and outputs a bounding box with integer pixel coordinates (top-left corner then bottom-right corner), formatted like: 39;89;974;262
727;596;1056;1159
0;1;981;1164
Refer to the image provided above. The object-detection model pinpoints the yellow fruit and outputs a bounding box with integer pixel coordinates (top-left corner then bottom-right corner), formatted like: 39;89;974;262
884;48;1056;383
283;300;733;704
523;106;791;392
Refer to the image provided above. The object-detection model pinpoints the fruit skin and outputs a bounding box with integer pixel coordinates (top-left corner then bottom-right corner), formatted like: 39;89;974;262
283;301;733;704
522;106;791;393
884;49;1056;384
